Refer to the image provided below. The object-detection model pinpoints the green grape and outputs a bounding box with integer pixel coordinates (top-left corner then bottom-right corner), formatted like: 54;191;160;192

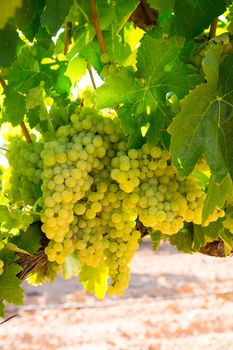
100;53;110;64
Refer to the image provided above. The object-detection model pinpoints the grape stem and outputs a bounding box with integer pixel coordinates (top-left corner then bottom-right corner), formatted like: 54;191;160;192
20;122;33;144
90;0;107;54
208;18;218;40
0;79;33;144
87;63;97;89
64;21;72;55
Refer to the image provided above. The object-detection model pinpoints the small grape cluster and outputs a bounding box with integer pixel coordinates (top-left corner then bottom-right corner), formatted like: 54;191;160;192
4;135;43;204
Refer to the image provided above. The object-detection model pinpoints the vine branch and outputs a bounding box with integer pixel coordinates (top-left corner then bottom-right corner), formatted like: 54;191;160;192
20;122;33;144
0;79;33;144
64;21;72;55
90;0;107;54
208;18;218;40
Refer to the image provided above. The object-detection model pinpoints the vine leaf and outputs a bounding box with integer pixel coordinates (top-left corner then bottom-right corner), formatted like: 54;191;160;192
172;0;227;39
96;36;201;147
41;0;74;35
169;47;233;183
11;223;41;255
219;230;233;255
202;174;233;225
79;263;108;299
62;252;79;280
4;92;26;125
0;24;21;67
147;0;174;14
193;220;224;251
0;264;23;305
99;0;139;31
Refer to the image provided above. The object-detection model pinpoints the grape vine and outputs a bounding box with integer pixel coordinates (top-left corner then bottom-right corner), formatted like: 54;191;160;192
0;0;232;316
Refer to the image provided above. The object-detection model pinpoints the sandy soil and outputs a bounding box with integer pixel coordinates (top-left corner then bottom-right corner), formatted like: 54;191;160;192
1;241;233;350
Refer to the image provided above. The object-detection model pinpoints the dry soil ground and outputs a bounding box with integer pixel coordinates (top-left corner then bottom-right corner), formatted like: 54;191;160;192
1;241;233;350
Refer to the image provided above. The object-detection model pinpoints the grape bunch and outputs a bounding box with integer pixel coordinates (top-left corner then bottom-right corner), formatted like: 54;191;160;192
3;107;225;296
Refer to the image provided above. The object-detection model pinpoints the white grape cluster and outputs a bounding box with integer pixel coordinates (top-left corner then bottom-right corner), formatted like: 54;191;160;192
41;109;143;294
111;143;225;235
4;107;225;296
40;108;224;295
5;135;43;204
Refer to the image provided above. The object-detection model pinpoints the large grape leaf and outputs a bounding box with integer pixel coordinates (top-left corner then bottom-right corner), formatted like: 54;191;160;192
41;0;74;35
0;264;23;305
172;0;227;39
169;47;233;183
96;36;201;147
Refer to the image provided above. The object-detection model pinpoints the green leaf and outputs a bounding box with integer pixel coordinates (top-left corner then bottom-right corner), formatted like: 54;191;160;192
172;0;227;39
11;223;41;255
41;0;74;35
7;46;41;94
62;252;79;280
4;93;26;125
0;0;22;29
96;36;201;147
219;230;233;255
193;220;224;252
65;56;87;82
169;48;233;183
193;225;205;251
147;0;174;14
168;228;194;253
15;0;46;41
0;193;9;206
200;220;224;241
0;264;23;305
6;242;31;255
0;24;21;67
151;231;162;250
79;263;108;299
0;205;34;236
98;0;139;31
202;174;232;224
